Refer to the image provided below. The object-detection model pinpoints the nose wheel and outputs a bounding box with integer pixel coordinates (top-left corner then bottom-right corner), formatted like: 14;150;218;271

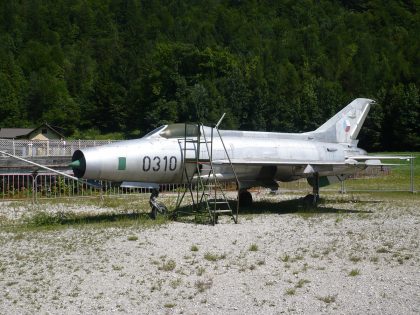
149;189;168;219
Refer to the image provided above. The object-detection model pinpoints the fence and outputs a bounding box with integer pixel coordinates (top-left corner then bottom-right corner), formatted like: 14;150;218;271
0;173;212;202
0;167;415;203
0;139;118;157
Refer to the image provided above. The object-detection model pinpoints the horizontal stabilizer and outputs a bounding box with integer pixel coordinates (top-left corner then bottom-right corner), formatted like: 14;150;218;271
346;155;414;161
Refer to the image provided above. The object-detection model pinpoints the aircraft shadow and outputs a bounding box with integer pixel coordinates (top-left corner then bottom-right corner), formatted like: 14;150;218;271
173;197;373;224
238;198;373;215
50;197;373;227
57;212;154;226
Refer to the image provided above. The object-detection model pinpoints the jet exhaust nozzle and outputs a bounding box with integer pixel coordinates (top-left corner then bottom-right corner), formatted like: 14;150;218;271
71;150;86;178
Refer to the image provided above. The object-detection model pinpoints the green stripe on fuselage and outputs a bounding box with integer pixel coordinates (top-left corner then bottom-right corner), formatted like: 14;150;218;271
118;157;126;170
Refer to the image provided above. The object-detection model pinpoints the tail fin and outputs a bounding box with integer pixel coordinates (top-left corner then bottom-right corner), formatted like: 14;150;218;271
312;98;374;143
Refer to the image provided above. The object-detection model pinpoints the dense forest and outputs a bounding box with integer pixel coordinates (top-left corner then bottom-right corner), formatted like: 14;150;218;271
0;0;419;150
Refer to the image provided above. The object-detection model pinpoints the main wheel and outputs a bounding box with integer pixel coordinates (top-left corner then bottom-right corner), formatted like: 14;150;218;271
238;190;253;207
150;206;158;220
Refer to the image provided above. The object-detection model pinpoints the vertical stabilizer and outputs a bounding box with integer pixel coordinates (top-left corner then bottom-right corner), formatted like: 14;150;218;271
313;98;374;143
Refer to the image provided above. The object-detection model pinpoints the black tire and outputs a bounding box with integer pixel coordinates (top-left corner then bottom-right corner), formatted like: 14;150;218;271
238;190;253;207
213;214;219;225
303;194;319;205
150;206;157;220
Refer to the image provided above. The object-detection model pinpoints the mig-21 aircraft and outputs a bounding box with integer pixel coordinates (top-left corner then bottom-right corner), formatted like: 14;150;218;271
0;98;409;217
67;98;407;208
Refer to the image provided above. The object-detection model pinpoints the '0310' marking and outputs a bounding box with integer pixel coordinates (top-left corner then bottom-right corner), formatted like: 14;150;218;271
142;156;177;172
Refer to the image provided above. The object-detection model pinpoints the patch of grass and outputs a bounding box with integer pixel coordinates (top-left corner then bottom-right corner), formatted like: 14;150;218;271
204;252;225;262
127;235;138;241
24;211;61;227
12;233;25;240
349;269;360;276
280;254;290;262
285;288;296;295
349;255;362;263
295;279;310;288
196;266;206;276
150;279;163;292
335;216;343;224
190;245;199;252
112;265;123;271
3;198;169;232
249;244;258;251
164;303;176;308
159;259;176;272
376;247;390;254
6;281;18;286
317;295;336;304
169;278;182;289
195;279;213;293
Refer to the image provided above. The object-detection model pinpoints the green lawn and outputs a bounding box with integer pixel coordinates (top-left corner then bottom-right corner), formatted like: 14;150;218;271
279;152;419;193
337;152;418;192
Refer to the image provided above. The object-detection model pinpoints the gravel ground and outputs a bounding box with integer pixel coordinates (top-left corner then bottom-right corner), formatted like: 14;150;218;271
0;192;419;314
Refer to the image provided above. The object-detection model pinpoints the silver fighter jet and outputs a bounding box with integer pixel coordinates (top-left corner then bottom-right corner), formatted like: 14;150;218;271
69;98;407;206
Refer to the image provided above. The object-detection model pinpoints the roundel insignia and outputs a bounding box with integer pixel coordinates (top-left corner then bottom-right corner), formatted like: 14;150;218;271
343;119;351;133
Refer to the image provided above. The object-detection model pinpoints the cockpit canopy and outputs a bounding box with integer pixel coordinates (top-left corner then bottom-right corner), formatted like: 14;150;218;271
144;124;201;139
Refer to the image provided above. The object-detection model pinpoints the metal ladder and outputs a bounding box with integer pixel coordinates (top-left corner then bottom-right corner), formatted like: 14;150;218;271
175;122;238;224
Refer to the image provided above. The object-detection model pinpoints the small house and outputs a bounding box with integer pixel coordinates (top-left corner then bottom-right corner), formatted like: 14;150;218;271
0;123;65;140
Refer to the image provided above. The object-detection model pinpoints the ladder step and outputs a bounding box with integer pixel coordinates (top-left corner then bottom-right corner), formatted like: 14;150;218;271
184;158;210;165
184;159;210;162
183;140;212;143
212;210;233;213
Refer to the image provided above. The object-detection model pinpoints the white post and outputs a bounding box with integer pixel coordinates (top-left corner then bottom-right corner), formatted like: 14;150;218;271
410;155;414;193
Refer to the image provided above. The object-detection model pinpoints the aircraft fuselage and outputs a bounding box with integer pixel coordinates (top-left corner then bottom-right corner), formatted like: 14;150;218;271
71;127;366;188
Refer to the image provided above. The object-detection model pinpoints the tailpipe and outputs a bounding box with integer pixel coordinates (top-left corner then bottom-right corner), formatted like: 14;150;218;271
70;150;86;178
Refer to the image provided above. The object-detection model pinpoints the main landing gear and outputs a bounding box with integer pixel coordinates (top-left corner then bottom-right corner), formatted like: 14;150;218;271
149;189;168;219
304;172;320;205
238;189;253;207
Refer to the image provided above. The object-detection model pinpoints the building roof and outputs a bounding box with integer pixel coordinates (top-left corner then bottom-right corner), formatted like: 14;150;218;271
0;128;34;139
0;123;65;139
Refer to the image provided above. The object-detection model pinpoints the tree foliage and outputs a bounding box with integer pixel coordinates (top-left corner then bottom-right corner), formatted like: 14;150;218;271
0;0;418;150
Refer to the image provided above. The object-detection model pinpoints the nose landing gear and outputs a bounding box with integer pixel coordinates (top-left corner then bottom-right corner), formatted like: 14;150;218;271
149;189;168;219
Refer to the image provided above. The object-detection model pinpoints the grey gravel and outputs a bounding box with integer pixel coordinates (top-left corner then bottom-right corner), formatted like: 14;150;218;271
0;192;419;314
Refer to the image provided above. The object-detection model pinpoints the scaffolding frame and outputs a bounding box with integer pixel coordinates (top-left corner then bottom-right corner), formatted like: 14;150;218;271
175;122;239;224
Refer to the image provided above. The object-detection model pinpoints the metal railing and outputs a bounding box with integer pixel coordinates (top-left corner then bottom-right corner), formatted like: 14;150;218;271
0;156;416;201
0;170;415;203
0;172;230;202
0;139;118;157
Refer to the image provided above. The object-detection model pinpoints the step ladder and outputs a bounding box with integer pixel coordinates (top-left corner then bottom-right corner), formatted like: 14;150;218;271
175;121;238;225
